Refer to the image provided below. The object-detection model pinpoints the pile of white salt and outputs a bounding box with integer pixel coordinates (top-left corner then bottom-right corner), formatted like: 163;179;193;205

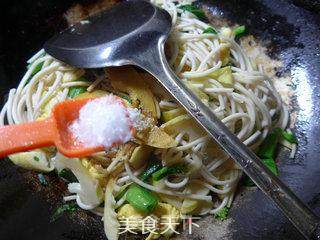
69;95;139;148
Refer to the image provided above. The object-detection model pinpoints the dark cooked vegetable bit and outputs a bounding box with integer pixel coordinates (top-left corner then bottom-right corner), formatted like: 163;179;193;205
33;156;40;162
179;4;207;21
234;25;246;37
37;173;48;186
115;184;131;201
126;184;158;212
152;164;185;181
203;27;217;34
140;160;162;182
215;207;229;220
51;203;78;222
243;175;256;187
257;128;282;159
58;169;78;183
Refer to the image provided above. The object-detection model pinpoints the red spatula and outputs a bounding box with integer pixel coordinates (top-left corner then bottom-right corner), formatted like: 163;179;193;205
0;98;105;158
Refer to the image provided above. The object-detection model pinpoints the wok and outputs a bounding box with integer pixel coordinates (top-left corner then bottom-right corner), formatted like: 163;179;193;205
0;0;319;239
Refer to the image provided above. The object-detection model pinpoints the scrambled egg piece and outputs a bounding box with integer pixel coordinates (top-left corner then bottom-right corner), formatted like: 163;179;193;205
81;158;108;187
129;145;153;169
9;149;54;172
106;66;159;119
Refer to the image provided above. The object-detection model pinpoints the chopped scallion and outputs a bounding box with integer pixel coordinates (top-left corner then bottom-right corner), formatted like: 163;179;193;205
67;77;88;98
257;128;281;159
203;27;217;34
281;130;297;144
244;127;297;187
179;4;207;21
33;156;40;162
26;62;44;85
126;184;158;212
152;167;169;181
68;86;87;98
152;164;185;181
140;160;162;182
262;158;279;176
234;25;246;37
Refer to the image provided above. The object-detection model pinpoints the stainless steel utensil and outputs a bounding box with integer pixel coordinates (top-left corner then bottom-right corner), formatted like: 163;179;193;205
44;1;320;238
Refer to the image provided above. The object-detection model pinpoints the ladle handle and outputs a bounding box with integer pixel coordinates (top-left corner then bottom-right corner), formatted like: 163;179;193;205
136;40;320;239
0;118;55;158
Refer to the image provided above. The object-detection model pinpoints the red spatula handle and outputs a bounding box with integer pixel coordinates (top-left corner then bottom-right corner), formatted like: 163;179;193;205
0;118;56;158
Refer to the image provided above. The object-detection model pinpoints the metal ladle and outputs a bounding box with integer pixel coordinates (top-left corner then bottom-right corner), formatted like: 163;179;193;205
44;1;319;238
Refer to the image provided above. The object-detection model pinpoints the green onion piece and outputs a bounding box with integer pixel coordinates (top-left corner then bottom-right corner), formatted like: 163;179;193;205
37;173;48;186
152;167;169;181
257;129;281;159
281;130;298;144
27;51;45;70
117;160;162;203
179;4;207;21
33;156;40;162
140;161;162;182
51;203;78;222
117;160;162;202
67;77;88;98
68;86;87;98
152;164;185;181
234;25;246;37
262;158;279;176
58;169;78;183
26;62;44;85
30;62;44;74
214;207;229;220
126;184;158;212
203;27;217;34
